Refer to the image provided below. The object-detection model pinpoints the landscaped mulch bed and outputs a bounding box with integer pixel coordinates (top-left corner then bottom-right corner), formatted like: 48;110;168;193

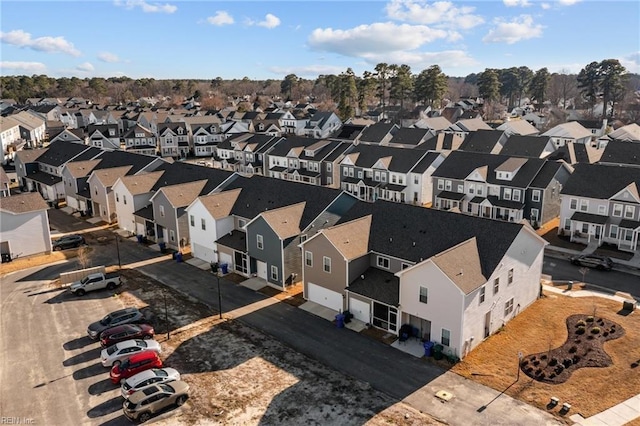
521;314;625;384
540;227;586;251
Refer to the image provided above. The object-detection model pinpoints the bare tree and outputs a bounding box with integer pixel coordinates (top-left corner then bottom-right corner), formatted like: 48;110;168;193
76;246;91;270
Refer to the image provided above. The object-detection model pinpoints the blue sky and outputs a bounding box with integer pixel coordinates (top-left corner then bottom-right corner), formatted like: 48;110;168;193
1;0;639;80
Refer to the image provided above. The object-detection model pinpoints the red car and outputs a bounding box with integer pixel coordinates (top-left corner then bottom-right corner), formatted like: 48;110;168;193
110;351;162;384
100;324;155;348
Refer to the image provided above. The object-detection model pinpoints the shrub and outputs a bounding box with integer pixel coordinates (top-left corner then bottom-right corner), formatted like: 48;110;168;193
540;354;547;360
586;316;595;323
591;327;601;334
576;320;586;327
576;326;586;335
549;358;558;366
521;360;529;366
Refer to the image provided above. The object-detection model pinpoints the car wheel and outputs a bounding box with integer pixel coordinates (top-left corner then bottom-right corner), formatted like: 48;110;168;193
113;360;121;367
107;282;116;290
138;412;151;423
76;289;86;296
176;395;187;407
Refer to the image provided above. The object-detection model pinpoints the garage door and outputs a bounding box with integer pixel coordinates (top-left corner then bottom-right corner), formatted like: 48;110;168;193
67;197;79;210
349;297;370;323
192;242;215;263
307;282;343;312
256;261;267;280
219;252;233;271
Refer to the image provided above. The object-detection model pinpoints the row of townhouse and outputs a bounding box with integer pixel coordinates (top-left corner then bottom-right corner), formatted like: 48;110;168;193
0;111;47;163
108;164;546;360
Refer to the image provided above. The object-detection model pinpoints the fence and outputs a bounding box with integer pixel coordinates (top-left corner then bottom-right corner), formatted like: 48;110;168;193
59;265;106;285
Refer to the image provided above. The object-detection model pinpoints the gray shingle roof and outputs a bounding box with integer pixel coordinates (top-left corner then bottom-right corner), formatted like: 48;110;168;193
348;267;399;306
458;130;504;153
598;141;640;166
561;163;640;198
345;144;431;173
500;135;552;158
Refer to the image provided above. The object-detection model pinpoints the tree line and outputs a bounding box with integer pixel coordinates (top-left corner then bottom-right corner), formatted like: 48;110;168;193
1;59;637;122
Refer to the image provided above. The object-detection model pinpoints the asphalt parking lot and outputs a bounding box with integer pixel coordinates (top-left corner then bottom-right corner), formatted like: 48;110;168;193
0;266;184;426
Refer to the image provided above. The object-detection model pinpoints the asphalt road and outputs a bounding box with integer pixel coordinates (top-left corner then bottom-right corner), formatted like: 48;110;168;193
543;254;640;298
0;267;130;425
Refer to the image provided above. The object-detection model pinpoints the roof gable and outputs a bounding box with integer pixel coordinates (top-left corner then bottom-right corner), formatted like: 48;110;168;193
157;180;208;208
118;170;164;195
610;183;640;203
320;215;371;260
430;237;486;295
259;202;306;239
196;188;242;219
0;192;49;214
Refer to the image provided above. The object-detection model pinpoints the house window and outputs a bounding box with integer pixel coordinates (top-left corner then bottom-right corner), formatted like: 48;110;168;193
505;298;514;316
508;268;514;285
123;195;127;205
305;251;312;267
348;168;354;177
504;188;512;200
564;218;571;231
401;262;411;270
570;198;577;210
326;163;332;172
419;287;428;304
270;265;278;281
624;205;635;219
437;180;444;190
532;190;541;202
372;302;397;332
201;218;206;231
415;176;419;185
579;200;588;212
612;204;622;217
323;256;331;273
256;234;263;250
94;185;98;195
377;256;390;269
441;329;451;347
445;180;452;191
343;167;348;176
479;286;486;304
457;184;463;193
610;225;618;239
190;215;194;227
358;170;363;179
238;219;247;228
159;205;165;217
598;205;606;215
169;230;175;242
513;190;520;202
469;183;475;194
116;193;119;202
531;208;539;221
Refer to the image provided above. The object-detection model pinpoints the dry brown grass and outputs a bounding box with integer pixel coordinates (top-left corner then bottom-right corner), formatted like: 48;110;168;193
0;249;79;275
452;291;640;420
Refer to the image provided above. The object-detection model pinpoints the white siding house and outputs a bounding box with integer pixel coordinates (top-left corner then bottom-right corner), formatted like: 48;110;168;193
0;192;52;258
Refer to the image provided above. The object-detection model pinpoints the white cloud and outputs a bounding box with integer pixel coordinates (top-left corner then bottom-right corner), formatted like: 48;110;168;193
268;64;348;78
360;50;478;70
385;0;484;29
620;51;640;74
114;0;177;14
0;61;47;74
482;15;543;44
541;3;551;9
207;11;234;26
76;62;95;72
308;22;448;57
98;52;120;63
503;0;532;6
0;29;81;56
257;13;281;29
558;0;581;5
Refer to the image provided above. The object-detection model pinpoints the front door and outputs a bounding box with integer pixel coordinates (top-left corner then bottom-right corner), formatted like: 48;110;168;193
256;260;268;280
484;311;491;338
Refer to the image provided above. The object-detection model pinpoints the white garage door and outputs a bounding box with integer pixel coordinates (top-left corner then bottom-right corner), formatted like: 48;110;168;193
67;196;79;210
349;297;370;323
256;261;267;280
219;252;233;271
307;282;343;312
192;242;215;263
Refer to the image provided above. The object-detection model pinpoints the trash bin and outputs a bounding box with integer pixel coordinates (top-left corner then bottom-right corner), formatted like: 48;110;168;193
423;341;434;357
136;234;144;243
1;253;12;263
335;313;345;328
172;252;177;260
220;263;228;274
433;344;444;360
176;252;183;262
158;242;167;253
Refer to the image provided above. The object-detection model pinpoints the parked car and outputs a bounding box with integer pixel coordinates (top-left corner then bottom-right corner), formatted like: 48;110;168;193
87;307;145;340
121;368;181;399
52;234;86;250
101;339;161;367
122;381;190;422
100;324;155;348
569;254;614;271
69;272;122;296
110;351;162;384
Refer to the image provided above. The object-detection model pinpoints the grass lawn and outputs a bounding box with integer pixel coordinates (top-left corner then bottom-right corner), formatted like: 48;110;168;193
452;291;640;422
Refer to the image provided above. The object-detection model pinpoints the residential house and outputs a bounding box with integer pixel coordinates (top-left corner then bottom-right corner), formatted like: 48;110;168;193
112;170;165;236
458;130;507;154
299;200;546;359
431;151;568;225
605;123;640;143
74;110;97;128
301;111;342;139
49;128;85;144
216;133;282;175
547;142;603;165
190;122;223;157
542;122;592;147
266;136;352;187
0;167;11;197
8;111;47;148
387;127;432;148
340;144;444;205
496;120;539;137
414;132;466;154
330;123;367;143
499;135;556;159
158;122;191;158
571;119;608;140
0;116;21;163
522;112;548;130
15;141;101;202
412;116;452;134
358;122;399;145
29;104;62;122
559;163;640;251
122;124;157;156
60;109;78;129
85;166;134;223
0;192;52;258
87;124;120;150
597;141;640;168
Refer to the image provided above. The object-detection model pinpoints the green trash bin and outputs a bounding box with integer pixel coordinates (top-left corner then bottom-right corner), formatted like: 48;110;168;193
433;344;444;360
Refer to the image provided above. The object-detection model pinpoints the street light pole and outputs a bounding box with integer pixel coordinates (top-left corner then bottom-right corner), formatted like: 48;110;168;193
164;290;170;340
517;351;523;381
115;234;121;270
216;268;222;320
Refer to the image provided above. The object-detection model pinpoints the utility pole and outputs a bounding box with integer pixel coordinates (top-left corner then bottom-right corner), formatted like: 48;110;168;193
115;234;121;270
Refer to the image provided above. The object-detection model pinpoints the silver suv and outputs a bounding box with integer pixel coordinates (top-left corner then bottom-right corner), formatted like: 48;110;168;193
569;254;613;271
87;307;145;339
123;381;189;422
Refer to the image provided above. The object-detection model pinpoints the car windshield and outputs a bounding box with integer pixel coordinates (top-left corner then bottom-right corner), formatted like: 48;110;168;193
100;315;112;326
124;400;136;410
106;345;119;355
136;340;147;348
80;276;90;284
159;384;174;393
156;369;167;377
